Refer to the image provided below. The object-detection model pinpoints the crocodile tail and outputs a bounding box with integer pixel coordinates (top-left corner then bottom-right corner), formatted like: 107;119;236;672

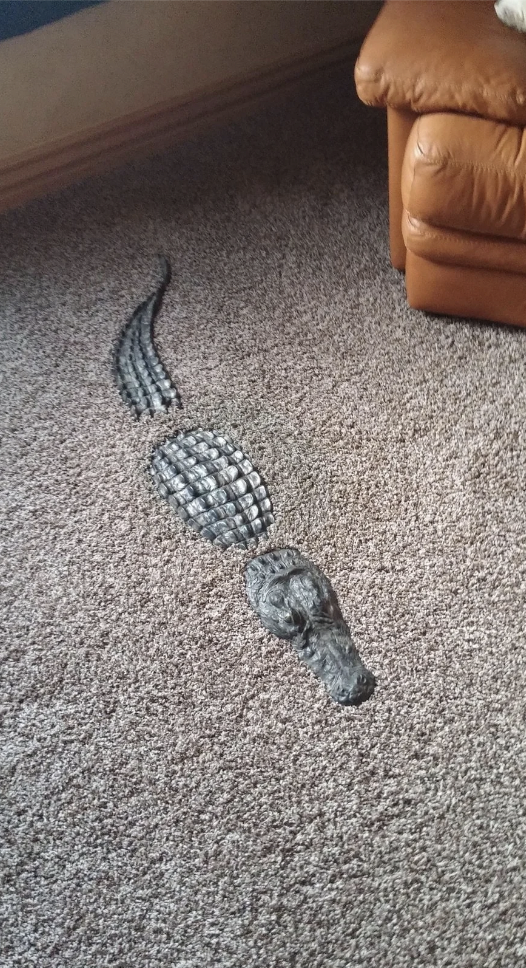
113;257;182;418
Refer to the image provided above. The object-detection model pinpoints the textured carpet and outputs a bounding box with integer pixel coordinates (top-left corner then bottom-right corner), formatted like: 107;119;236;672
2;65;526;968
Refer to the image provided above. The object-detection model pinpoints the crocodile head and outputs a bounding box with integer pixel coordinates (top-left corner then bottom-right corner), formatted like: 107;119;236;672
245;548;376;707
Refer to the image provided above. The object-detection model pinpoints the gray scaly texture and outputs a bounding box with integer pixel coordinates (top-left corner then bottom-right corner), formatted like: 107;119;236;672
114;255;181;416
150;429;274;549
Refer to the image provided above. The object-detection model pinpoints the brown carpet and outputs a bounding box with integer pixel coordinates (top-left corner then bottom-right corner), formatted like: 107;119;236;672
1;66;526;968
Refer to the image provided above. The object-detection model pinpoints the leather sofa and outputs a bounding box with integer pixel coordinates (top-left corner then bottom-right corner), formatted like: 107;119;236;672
355;0;526;328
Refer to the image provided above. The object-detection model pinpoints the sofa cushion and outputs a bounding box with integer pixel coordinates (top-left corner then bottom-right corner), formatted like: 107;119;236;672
402;113;526;243
355;0;526;126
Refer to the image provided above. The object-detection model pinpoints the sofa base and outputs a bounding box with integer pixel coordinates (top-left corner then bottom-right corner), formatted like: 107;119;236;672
405;252;526;330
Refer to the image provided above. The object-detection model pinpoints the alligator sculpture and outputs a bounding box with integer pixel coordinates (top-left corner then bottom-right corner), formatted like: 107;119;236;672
113;257;376;706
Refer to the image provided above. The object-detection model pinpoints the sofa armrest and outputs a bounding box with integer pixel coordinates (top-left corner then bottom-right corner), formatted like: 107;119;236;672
355;0;526;125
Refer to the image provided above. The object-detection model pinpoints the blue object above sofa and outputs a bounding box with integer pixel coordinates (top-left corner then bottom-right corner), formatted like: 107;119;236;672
0;1;105;42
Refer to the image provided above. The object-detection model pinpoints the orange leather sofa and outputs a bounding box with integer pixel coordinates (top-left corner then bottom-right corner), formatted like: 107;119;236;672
355;0;526;328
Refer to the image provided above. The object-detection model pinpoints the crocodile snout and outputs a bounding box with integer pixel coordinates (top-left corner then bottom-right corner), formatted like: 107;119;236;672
331;669;376;707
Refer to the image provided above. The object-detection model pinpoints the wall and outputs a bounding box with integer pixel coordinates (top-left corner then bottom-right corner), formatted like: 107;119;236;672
0;0;381;211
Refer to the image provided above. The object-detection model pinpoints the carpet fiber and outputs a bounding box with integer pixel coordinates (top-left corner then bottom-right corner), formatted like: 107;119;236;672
1;66;526;968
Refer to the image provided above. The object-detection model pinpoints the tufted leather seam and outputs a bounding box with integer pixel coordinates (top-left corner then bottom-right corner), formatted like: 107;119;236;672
356;67;526;107
404;214;526;254
415;153;526;180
